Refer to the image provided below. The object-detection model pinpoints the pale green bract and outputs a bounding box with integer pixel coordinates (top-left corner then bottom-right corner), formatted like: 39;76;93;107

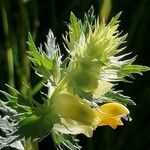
0;7;150;150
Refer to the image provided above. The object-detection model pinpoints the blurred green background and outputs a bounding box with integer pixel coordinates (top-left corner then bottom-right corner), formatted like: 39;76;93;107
0;0;150;150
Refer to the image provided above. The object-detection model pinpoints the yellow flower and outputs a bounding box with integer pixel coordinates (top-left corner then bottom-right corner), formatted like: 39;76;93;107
53;92;98;126
53;92;99;137
93;102;130;129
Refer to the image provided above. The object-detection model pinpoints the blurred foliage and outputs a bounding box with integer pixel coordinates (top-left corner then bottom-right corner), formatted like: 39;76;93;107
0;0;150;150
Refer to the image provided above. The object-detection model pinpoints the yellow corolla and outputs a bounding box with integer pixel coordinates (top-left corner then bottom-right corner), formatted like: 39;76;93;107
53;92;98;126
93;102;130;129
53;92;99;137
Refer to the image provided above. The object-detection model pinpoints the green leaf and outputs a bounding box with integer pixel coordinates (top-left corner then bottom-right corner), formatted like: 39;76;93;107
68;12;82;50
15;104;59;139
84;6;95;25
0;116;14;133
70;12;81;41
82;6;95;35
0;90;18;104
52;131;81;150
108;12;121;27
9;141;24;150
60;57;70;69
122;65;150;75
105;90;136;105
0;136;21;150
0;116;23;150
27;33;54;79
0;86;32;113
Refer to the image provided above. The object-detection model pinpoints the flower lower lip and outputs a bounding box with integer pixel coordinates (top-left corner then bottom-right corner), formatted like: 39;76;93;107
121;115;131;121
121;115;128;121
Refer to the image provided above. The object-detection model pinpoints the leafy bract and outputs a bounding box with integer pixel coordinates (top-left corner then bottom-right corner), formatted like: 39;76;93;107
52;131;81;150
15;104;59;139
27;33;54;79
68;12;82;50
66;6;95;52
0;85;32;113
0;116;24;150
0;86;58;141
105;90;136;105
120;64;150;77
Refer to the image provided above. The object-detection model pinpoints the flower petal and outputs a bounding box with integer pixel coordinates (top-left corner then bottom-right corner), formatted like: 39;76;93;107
99;102;130;116
98;116;123;129
53;118;94;137
93;102;130;129
53;92;98;126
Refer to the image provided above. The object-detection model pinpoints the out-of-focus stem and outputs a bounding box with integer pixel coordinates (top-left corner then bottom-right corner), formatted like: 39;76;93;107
32;0;39;41
17;1;40;150
100;0;112;23
6;48;14;87
1;0;15;88
25;139;39;150
17;0;30;95
31;79;46;96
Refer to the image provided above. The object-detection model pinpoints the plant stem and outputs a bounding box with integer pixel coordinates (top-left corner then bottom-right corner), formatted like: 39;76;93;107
31;0;39;41
25;139;39;150
47;75;67;106
1;0;15;88
30;79;46;96
17;1;39;149
17;0;30;95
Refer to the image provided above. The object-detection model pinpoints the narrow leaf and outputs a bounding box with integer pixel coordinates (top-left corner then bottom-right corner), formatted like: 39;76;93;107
27;33;54;79
122;65;150;75
105;91;136;105
68;12;82;50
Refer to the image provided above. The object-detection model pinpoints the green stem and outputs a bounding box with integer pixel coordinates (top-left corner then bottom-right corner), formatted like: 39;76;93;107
47;76;67;105
30;79;46;96
25;139;39;150
31;0;39;41
6;47;15;87
17;0;30;95
1;0;15;88
17;1;39;150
